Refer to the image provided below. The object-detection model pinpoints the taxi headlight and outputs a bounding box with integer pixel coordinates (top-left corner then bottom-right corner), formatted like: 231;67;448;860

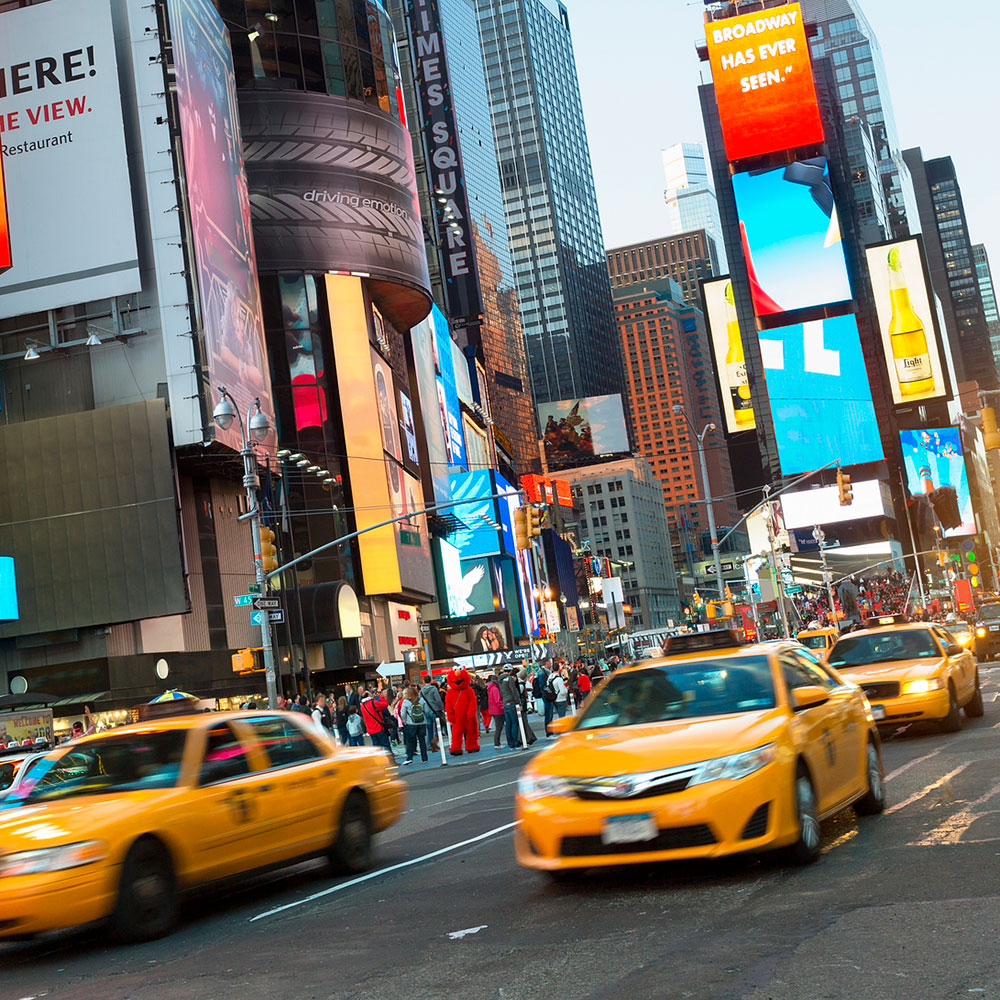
0;840;107;878
688;743;777;787
976;627;988;638
517;774;573;800
901;678;945;695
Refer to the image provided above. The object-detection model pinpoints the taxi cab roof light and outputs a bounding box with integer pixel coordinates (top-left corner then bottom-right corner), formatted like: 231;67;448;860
864;613;910;627
664;629;748;655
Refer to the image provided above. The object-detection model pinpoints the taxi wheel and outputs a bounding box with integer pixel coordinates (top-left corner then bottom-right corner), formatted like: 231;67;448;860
787;770;821;865
940;684;963;733
854;740;886;816
965;674;985;718
111;838;178;943
330;790;372;874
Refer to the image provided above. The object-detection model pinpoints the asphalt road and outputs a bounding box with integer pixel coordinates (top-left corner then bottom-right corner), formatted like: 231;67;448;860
6;671;1000;1000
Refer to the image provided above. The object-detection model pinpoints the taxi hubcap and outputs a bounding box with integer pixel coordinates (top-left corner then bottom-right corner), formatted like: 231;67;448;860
797;777;820;849
867;745;884;803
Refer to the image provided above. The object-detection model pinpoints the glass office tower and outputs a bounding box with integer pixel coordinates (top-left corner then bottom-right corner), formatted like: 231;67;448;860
475;0;625;405
661;143;727;272
973;245;1000;364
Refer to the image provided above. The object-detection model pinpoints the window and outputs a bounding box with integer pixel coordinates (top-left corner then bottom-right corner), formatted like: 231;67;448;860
246;716;324;768
200;724;253;785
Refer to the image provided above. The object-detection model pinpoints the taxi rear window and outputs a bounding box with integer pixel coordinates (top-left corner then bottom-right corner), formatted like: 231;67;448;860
829;629;939;668
575;655;775;731
9;730;186;804
798;634;830;649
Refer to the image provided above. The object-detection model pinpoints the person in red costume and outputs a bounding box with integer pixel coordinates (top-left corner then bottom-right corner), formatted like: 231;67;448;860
445;667;481;756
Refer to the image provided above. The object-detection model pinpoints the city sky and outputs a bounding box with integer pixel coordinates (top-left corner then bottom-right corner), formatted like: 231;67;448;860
572;0;999;267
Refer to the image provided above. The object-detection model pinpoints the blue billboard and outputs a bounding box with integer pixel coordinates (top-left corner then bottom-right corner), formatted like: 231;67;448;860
899;428;975;537
732;157;851;317
759;313;883;475
431;306;468;471
449;470;500;558
0;557;18;621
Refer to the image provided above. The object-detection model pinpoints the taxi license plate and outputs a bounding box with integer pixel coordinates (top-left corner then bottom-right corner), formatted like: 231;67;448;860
601;814;657;845
871;704;886;720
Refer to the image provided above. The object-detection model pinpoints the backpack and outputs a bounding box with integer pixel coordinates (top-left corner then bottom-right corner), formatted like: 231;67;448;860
347;713;363;737
409;699;426;725
542;675;557;703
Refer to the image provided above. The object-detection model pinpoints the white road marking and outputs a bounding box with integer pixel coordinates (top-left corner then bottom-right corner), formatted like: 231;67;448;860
885;749;941;783
250;821;518;923
420;780;518;809
909;780;1000;846
448;925;488;939
886;764;969;815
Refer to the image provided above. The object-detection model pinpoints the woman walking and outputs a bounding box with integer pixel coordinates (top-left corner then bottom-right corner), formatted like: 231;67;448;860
334;695;350;747
487;674;505;748
400;686;429;765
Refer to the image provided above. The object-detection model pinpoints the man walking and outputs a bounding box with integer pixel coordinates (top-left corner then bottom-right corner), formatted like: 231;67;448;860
419;675;444;751
539;658;556;736
311;693;333;735
498;667;522;749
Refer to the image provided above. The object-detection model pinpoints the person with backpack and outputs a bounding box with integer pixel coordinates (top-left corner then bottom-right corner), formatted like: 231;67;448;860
311;693;334;735
473;675;490;733
360;689;392;754
419;676;444;751
487;674;505;747
540;660;558;735
345;705;365;746
400;686;429;764
498;667;522;749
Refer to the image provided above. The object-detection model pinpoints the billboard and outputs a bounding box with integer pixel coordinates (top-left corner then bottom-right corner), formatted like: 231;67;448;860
238;90;431;315
732;158;851;317
0;556;17;621
432;307;468;470
0;0;139;317
169;0;273;452
900;428;975;538
705;3;823;163
539;395;630;470
781;480;890;530
758;313;883;475
450;470;501;559
521;474;573;507
703;278;756;434
410;307;452;505
865;238;949;407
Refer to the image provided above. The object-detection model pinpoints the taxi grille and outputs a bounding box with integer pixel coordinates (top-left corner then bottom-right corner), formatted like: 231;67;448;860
740;803;770;840
570;777;691;801
559;824;717;857
861;682;900;701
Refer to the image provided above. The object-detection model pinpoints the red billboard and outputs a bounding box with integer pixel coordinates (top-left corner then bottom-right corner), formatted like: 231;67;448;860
521;474;573;508
705;3;823;162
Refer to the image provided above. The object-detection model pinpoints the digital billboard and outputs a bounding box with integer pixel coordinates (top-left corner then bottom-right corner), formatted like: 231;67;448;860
410;307;452;506
450;470;502;559
703;278;756;434
865;238;949;407
0;556;18;621
759;313;883;475
0;0;139;317
431;307;468;470
705;3;824;163
539;395;630;470
899;428;975;538
781;480;890;530
170;0;273;452
732;158;851;317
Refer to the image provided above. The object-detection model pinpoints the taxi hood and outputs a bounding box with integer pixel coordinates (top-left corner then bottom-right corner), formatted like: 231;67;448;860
531;710;785;777
832;657;947;684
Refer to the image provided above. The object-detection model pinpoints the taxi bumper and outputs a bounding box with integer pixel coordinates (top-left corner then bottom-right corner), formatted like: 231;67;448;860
369;778;408;833
870;686;950;724
0;862;118;938
515;763;797;870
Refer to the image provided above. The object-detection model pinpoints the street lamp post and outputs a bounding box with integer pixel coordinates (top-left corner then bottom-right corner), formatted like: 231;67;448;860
673;405;724;598
812;525;837;620
213;387;279;710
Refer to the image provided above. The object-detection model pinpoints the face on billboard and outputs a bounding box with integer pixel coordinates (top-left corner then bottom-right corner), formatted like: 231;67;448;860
705;2;823;162
900;428;975;538
170;0;273;451
0;0;139;316
865;239;949;407
371;348;402;463
703;278;756;434
538;395;630;470
733;158;851;318
759;313;883;475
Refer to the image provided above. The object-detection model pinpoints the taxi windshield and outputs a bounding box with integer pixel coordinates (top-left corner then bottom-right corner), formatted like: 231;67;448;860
829;629;940;668
574;655;775;731
978;604;1000;622
7;731;186;805
798;634;830;650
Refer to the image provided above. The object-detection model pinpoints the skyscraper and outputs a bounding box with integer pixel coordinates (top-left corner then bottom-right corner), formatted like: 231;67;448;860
662;143;727;272
973;245;1000;365
606;230;719;308
475;0;625;405
802;0;918;239
904;150;997;389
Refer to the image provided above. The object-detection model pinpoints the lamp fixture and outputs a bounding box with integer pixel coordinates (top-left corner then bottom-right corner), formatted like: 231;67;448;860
276;448;292;459
248;405;271;443
23;340;40;361
212;396;236;431
296;458;311;468
85;331;101;347
264;10;278;20
306;465;321;474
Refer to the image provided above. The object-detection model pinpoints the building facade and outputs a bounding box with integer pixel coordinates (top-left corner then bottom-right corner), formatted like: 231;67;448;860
606;230;719;309
973;244;1000;366
563;458;681;628
661;143;727;272
904;150;997;389
610;277;740;579
475;0;625;405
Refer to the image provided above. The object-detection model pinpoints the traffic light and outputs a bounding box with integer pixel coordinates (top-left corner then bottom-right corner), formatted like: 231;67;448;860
692;591;703;608
961;539;981;588
526;505;543;539
724;585;734;601
259;525;278;573
836;467;853;507
982;406;1000;452
513;506;530;549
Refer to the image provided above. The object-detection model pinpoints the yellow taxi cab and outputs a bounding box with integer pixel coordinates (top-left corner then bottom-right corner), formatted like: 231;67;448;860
0;710;406;942
515;631;884;877
827;617;983;732
946;619;974;651
796;627;840;661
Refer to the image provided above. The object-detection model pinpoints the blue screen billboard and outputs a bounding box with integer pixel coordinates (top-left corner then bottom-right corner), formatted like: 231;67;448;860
431;306;468;471
732;157;851;318
0;556;17;621
899;428;975;538
449;470;500;558
759;313;883;475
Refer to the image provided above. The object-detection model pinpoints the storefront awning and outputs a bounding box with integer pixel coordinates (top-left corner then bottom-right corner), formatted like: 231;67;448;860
50;691;109;708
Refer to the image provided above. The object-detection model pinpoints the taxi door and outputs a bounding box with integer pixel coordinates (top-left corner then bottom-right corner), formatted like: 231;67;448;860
935;627;975;702
781;652;856;813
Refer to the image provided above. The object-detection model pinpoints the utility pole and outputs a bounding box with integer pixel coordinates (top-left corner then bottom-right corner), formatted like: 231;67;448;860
762;487;790;639
813;525;837;620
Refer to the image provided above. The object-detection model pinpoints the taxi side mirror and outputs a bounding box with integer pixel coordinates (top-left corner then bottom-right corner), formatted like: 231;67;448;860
548;715;576;735
790;685;829;711
947;643;963;656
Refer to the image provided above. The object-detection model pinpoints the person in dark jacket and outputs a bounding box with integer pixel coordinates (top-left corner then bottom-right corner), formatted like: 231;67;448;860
419;676;444;751
498;668;522;749
334;695;350;746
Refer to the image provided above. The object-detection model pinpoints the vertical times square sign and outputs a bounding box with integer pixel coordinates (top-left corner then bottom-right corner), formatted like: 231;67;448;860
406;0;483;325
